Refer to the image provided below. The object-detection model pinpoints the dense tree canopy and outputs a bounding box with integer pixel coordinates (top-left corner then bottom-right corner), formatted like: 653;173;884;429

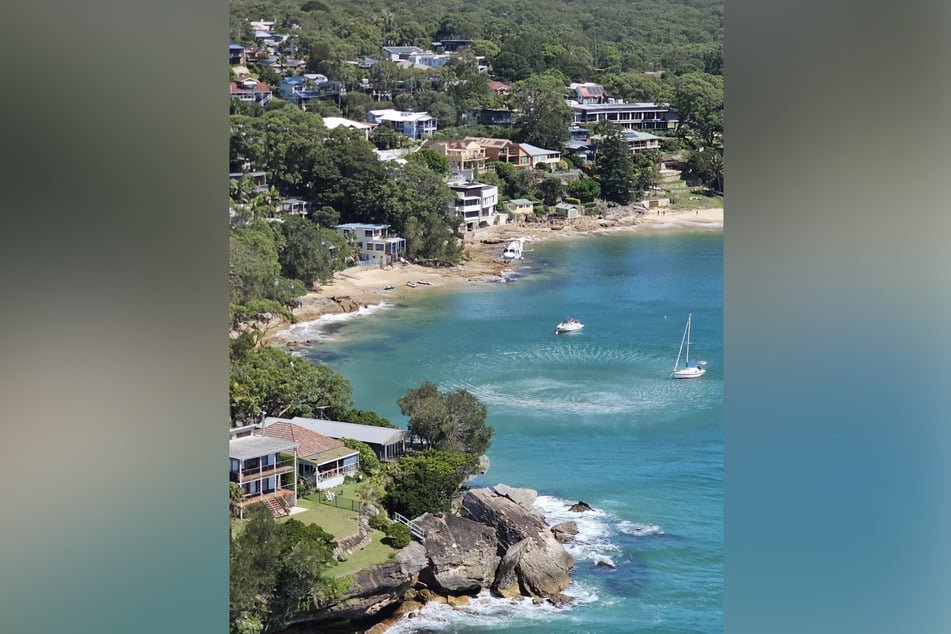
595;125;637;205
382;450;480;518
397;381;494;456
230;345;353;424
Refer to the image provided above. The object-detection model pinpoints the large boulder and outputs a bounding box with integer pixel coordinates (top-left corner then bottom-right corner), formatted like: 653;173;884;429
414;512;501;595
492;483;537;509
463;487;575;600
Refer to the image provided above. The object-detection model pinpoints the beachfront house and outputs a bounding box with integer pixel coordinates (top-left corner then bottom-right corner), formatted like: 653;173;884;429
335;223;407;267
262;420;360;491
267;416;409;462
448;178;502;232
229;434;298;519
506;198;537;224
553;202;582;222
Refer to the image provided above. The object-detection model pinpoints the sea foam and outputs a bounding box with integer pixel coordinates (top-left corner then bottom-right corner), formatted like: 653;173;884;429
271;301;392;345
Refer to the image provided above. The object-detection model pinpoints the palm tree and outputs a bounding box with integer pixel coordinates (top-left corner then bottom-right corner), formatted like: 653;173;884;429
229;482;245;519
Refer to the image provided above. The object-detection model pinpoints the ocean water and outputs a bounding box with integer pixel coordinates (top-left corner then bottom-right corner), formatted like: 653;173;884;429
301;230;723;633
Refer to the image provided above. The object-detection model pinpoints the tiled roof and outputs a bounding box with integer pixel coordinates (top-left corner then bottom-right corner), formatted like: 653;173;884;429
263;421;344;458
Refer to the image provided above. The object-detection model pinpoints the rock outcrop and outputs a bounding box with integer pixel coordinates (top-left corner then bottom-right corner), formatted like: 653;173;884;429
462;486;575;600
550;521;579;543
413;512;501;594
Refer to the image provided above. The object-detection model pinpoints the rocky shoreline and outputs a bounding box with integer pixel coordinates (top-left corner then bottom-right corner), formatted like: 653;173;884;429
281;484;590;634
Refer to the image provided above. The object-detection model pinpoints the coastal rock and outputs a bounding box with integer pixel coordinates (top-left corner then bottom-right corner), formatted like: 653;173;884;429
463;487;575;600
550;521;579;543
568;501;594;513
492;538;529;598
414;512;501;594
330;295;362;313
492;483;538;510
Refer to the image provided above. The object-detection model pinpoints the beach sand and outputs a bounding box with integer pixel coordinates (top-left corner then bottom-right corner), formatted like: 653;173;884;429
260;206;722;346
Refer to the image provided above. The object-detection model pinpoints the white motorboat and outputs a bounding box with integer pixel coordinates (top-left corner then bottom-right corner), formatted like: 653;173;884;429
670;313;707;379
501;238;524;260
554;317;584;334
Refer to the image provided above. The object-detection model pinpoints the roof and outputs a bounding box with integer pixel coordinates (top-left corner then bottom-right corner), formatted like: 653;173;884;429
262;421;344;458
368;109;434;123
336;222;390;231
464;136;516;149
299;445;360;466
383;45;425;55
509;198;533;205
519;143;560;156
279;416;408;446
568;101;670;112
229;435;298;460
323;117;375;130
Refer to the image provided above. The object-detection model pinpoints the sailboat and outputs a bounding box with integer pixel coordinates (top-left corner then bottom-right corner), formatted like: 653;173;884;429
671;313;707;379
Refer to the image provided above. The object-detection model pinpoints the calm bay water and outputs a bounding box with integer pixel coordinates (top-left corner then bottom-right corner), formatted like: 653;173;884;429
302;230;723;633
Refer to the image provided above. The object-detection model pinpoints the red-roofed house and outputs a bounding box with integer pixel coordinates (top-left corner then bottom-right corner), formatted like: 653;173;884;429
230;77;272;105
263;420;360;490
488;80;511;95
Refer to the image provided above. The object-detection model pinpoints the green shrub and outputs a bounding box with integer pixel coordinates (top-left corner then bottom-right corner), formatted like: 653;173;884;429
383;522;411;549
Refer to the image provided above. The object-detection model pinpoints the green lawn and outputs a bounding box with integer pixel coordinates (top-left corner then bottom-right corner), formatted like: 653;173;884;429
657;178;723;210
281;497;360;538
329;529;395;579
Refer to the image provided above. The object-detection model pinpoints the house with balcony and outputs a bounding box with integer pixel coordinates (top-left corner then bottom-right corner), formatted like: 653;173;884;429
519;143;562;168
229;434;298;518
262;420;360;491
229;43;246;65
230;77;272;106
464;137;531;168
505;198;537;224
420;139;487;172
279;74;345;109
366;109;437;140
229;170;269;193
268;416;409;462
448;178;501;232
335;223;407;266
568;101;678;131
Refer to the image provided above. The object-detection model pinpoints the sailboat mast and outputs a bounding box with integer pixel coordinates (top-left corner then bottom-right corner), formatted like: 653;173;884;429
685;314;691;365
673;315;688;371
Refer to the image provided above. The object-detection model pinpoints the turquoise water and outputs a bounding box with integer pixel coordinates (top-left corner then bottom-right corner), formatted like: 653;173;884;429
302;231;723;633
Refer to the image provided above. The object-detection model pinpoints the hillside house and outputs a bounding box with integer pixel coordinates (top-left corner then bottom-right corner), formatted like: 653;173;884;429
268;416;409;462
519;143;562;168
553;202;582;222
262;420;360;491
464;137;531;167
420;139;487;172
568;101;678;131
230;77;272;106
366;109;436;140
229;434;298;519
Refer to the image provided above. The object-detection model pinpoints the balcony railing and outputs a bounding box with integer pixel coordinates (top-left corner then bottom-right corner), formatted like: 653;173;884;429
232;457;295;482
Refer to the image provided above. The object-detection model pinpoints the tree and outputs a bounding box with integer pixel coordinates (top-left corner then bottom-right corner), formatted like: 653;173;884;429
595;124;636;205
397;381;494;456
683;147;723;193
230;346;353;425
509;75;573;151
406;148;451;175
382;450;479;518
537;176;563;206
567;177;601;203
230;482;245;519
671;72;723;148
278;216;349;287
341;438;380;474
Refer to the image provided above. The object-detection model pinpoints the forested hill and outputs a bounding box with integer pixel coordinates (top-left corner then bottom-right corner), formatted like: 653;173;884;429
230;0;723;78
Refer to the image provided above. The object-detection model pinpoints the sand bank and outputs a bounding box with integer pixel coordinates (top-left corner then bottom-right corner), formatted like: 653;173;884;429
261;206;722;346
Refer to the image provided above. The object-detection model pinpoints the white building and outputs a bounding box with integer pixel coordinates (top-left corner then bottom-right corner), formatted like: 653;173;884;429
335;223;407;266
448;179;502;231
366;109;437;140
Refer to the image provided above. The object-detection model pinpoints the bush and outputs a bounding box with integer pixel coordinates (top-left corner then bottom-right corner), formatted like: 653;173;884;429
368;512;390;532
383;522;411;549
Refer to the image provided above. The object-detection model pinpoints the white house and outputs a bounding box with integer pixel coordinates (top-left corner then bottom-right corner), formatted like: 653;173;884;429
518;143;562;168
448;179;501;231
366;109;437;140
322;116;376;140
229;434;298;518
335;223;407;266
567;101;678;131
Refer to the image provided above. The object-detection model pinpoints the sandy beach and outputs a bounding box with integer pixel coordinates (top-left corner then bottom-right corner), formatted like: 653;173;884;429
262;206;722;346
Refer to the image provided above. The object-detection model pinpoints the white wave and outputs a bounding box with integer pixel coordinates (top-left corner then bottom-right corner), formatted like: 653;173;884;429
534;496;622;566
617;520;665;537
385;589;572;633
271;302;392;344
